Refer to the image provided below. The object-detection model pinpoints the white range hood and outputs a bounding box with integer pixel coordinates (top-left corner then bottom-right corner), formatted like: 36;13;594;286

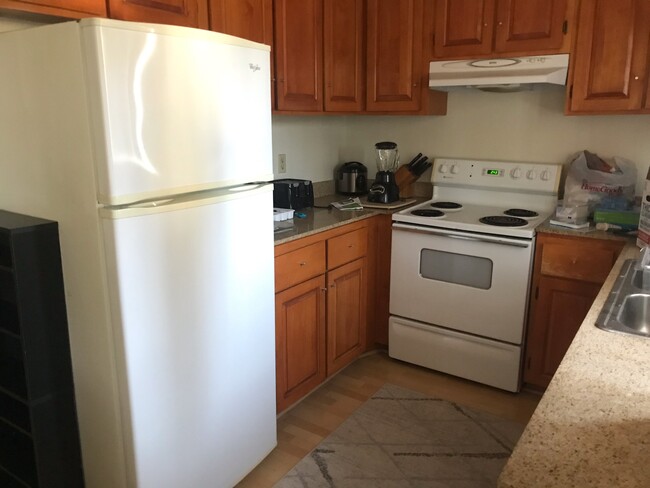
429;54;569;91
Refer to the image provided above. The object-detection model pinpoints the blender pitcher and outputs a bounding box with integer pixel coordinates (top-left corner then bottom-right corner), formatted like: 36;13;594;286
368;141;400;203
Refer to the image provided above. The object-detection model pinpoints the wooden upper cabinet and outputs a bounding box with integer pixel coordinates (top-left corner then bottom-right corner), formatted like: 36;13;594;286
209;0;273;45
494;0;569;54
324;0;365;112
434;0;571;58
434;0;496;58
366;0;423;112
107;0;209;28
569;0;650;114
274;0;324;111
0;0;105;18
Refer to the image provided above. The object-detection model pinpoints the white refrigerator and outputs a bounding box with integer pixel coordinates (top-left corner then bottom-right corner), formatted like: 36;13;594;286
0;18;276;488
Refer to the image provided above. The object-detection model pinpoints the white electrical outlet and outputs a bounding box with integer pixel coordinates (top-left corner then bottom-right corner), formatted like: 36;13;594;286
278;154;287;173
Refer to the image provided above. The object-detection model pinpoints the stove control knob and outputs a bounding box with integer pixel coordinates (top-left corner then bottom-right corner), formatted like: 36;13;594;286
510;168;522;179
439;163;449;174
527;169;537;180
450;164;460;174
540;170;551;181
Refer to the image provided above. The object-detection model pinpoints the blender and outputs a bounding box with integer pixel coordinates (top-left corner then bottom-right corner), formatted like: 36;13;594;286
367;141;400;203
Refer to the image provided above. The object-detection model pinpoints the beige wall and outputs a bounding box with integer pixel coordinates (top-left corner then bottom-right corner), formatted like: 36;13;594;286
273;87;650;195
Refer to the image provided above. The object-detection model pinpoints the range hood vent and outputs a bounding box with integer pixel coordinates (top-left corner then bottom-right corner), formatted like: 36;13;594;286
429;54;569;91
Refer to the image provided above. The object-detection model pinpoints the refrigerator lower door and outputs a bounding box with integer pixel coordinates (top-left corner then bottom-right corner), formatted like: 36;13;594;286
100;186;276;488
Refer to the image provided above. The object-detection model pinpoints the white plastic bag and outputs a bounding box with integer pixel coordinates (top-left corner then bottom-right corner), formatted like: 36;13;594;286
564;150;636;212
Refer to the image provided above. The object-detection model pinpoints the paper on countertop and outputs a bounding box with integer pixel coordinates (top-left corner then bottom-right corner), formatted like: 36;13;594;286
331;197;363;211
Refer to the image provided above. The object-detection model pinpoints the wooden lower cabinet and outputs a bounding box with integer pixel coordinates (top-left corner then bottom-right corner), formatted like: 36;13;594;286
327;258;367;375
524;233;624;389
274;220;372;413
275;275;327;413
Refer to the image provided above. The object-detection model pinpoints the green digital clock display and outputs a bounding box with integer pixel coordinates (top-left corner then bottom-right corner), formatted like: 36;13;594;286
486;169;501;176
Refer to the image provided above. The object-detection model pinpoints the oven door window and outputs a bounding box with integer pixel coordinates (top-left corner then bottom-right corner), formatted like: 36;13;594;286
420;249;493;290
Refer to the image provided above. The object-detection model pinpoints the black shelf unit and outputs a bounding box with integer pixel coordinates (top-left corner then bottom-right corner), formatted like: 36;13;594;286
0;210;84;487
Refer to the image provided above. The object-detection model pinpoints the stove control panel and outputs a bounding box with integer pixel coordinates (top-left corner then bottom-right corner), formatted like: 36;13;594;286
432;158;561;193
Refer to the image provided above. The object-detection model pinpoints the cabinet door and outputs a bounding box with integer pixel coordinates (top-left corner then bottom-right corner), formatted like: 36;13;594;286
324;0;365;112
366;0;423;111
434;0;496;58
208;0;273;45
107;0;209;28
494;0;568;54
524;275;600;389
275;275;327;413
326;258;366;375
569;0;650;113
524;234;624;390
0;0;106;18
274;0;324;111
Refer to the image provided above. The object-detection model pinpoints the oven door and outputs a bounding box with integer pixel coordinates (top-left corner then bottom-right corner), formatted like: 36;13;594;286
390;222;534;344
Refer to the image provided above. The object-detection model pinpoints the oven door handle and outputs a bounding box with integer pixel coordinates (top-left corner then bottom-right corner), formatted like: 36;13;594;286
392;223;532;248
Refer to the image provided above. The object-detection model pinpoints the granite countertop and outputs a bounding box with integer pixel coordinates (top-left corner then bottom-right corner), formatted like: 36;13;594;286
537;219;635;242
273;194;424;246
499;242;650;488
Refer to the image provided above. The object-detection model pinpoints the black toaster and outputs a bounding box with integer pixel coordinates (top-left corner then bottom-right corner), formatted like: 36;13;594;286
273;179;314;210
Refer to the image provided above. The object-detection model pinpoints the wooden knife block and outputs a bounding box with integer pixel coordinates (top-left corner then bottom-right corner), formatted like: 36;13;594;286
395;165;417;198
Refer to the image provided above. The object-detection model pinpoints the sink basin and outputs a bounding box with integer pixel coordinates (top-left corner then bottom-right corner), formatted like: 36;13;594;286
596;259;650;338
616;294;650;335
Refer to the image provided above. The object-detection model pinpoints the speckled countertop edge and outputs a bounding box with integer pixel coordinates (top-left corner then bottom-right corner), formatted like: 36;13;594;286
499;242;650;488
273;194;426;246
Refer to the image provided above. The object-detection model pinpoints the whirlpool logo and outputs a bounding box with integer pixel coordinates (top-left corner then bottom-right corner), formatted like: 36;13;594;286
249;63;261;72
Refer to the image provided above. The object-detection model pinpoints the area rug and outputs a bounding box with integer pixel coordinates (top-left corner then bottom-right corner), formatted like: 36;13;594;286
274;384;525;488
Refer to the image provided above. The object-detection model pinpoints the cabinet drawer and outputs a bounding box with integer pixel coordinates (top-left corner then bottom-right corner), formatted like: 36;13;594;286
540;243;618;283
327;228;367;269
275;242;326;292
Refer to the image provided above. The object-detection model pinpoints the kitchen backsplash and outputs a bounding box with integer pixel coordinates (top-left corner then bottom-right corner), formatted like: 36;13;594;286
272;88;650;196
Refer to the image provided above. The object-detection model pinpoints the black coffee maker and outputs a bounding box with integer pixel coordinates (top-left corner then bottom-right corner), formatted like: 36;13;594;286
367;141;400;204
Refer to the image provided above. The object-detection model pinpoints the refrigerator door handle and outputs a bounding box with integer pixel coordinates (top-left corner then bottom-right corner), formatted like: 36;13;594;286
99;183;272;219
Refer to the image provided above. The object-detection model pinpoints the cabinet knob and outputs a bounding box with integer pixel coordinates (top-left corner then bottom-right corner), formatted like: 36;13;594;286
299;261;307;266
330;283;336;288
498;21;503;26
634;76;640;81
321;287;327;292
348;244;353;248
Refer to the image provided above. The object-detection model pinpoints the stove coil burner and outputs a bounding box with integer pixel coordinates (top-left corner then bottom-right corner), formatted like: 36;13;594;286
411;209;445;218
479;215;528;227
430;201;463;210
504;208;539;218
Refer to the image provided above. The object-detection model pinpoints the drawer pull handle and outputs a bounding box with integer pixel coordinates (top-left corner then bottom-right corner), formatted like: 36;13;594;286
348;244;353;248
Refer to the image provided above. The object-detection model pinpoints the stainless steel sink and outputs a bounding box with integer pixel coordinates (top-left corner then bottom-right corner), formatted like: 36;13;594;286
596;259;650;338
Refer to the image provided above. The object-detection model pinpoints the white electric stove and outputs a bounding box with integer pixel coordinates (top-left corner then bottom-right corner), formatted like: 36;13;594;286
389;158;561;392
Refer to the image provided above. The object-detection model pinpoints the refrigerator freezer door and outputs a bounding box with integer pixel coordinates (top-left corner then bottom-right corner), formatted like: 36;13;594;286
80;19;273;205
100;187;276;487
